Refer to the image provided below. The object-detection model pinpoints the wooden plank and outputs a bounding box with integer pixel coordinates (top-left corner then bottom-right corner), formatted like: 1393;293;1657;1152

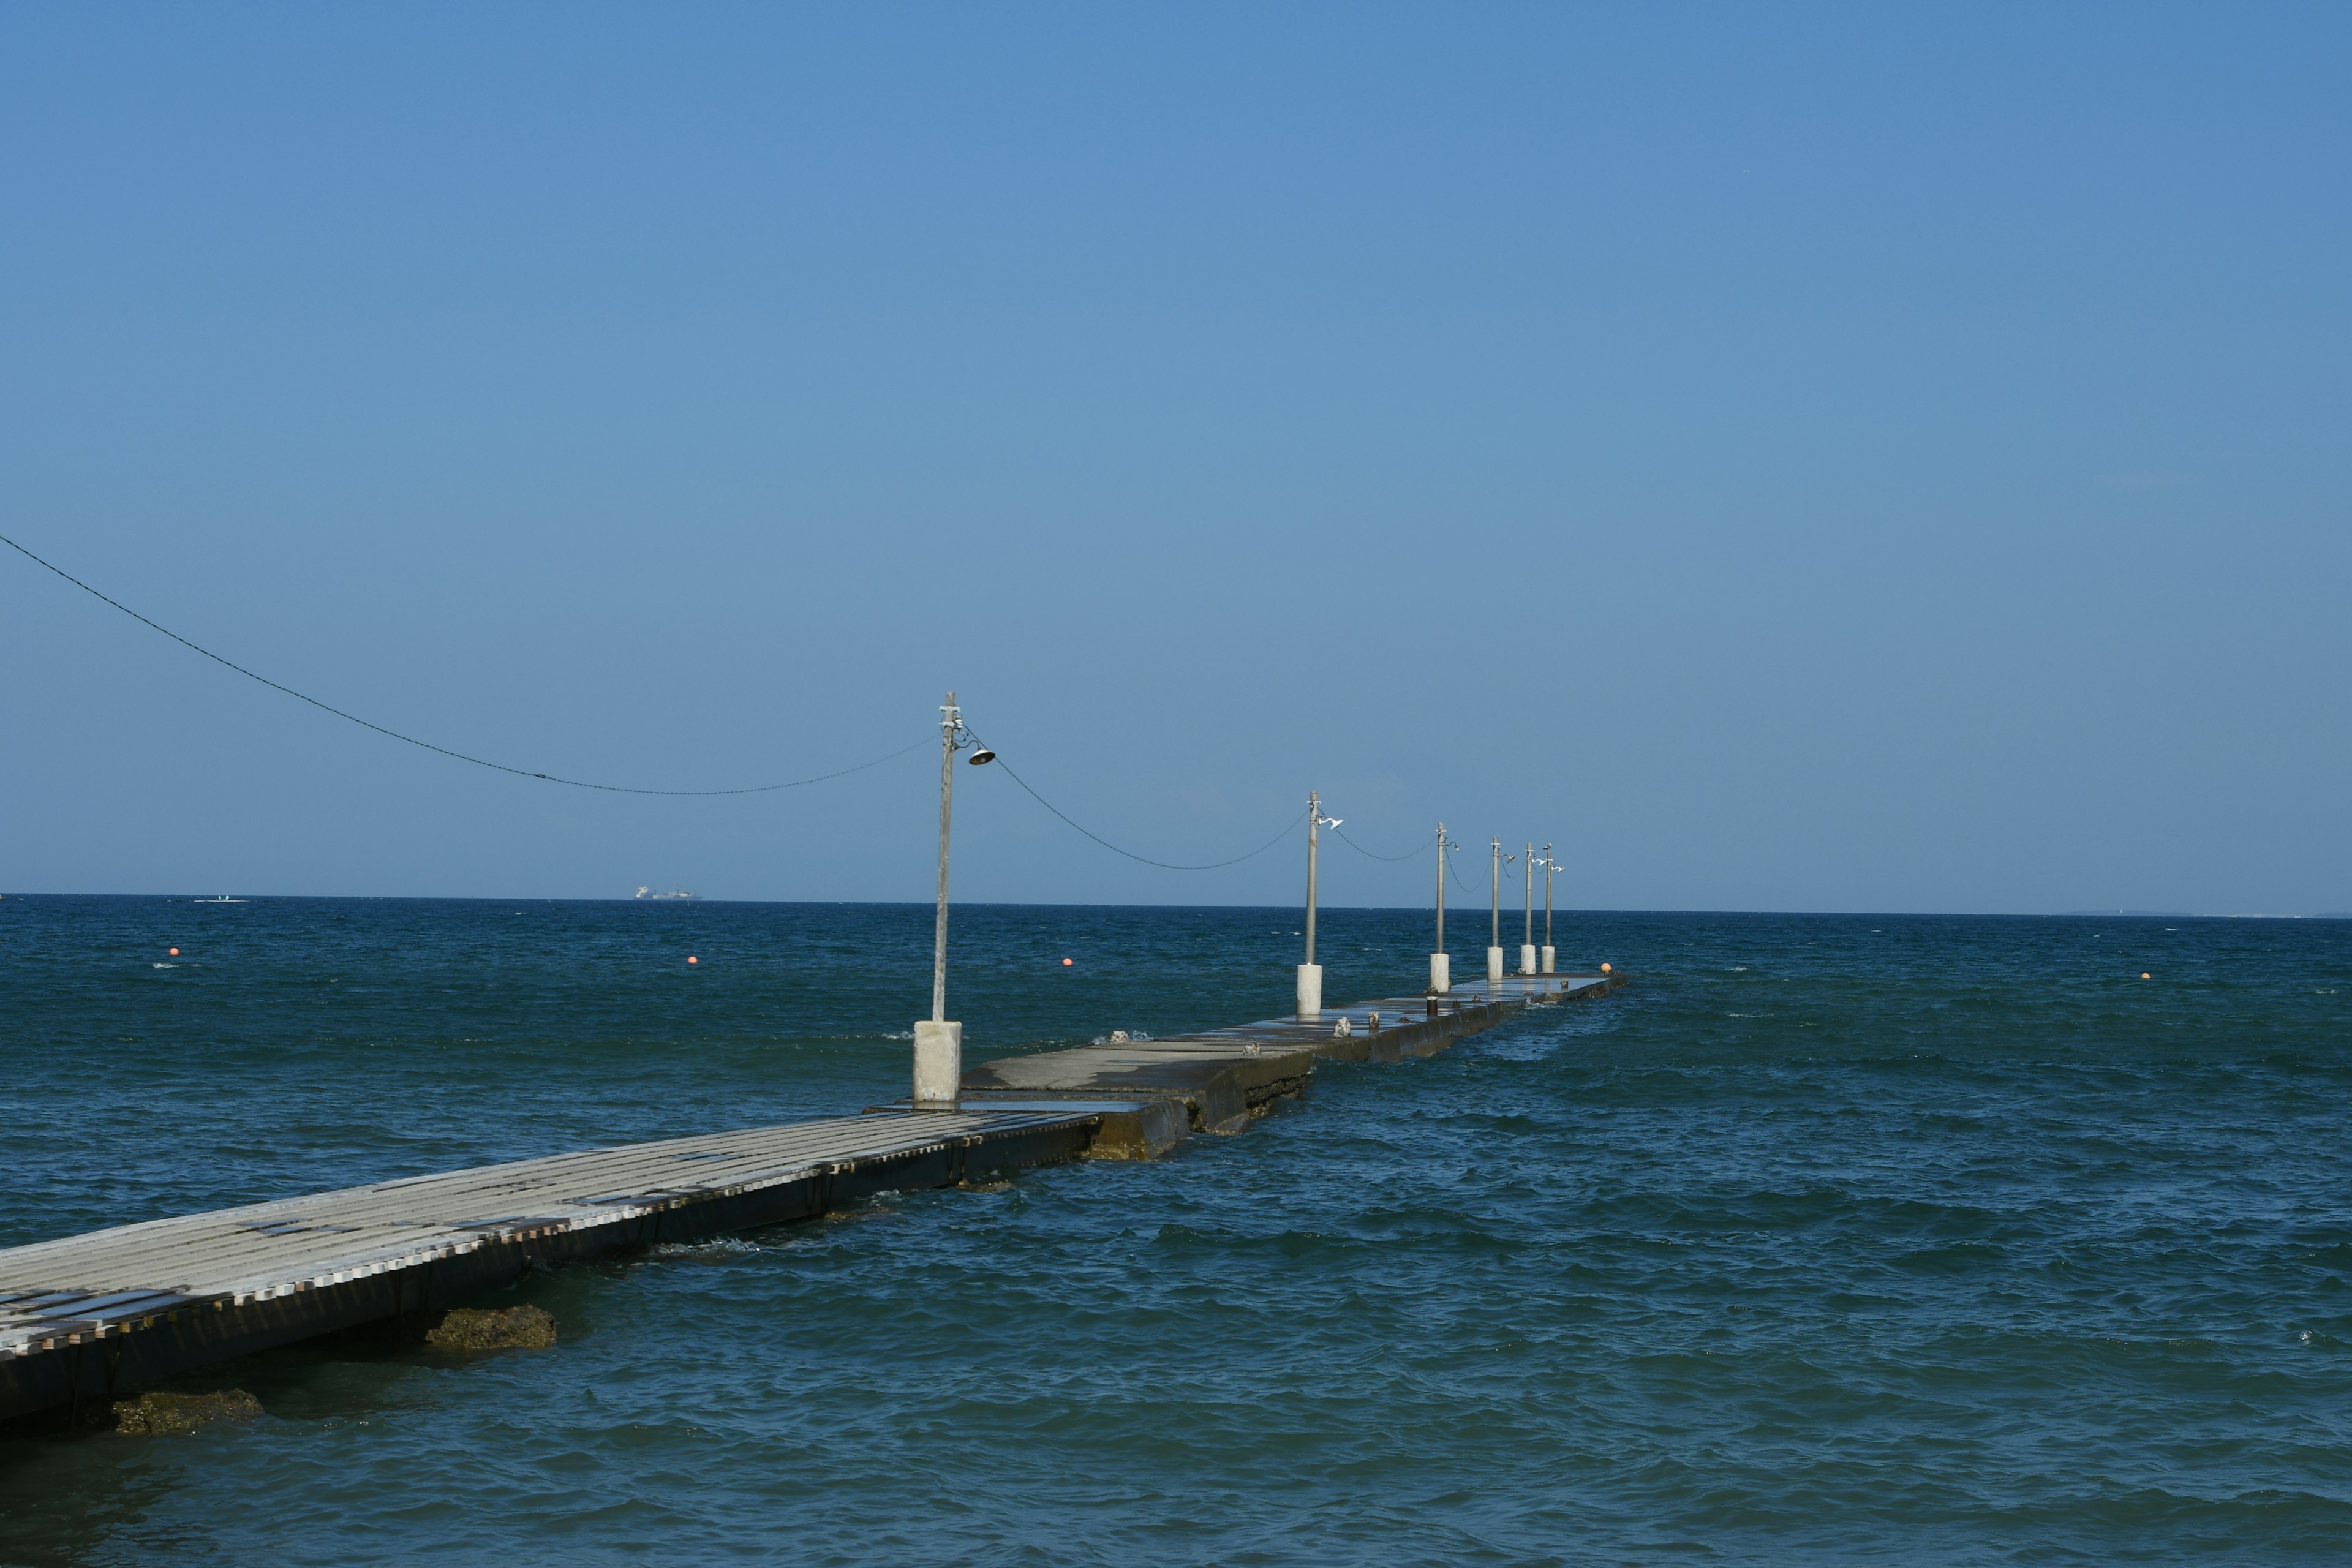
0;1110;1091;1336
0;1113;1045;1295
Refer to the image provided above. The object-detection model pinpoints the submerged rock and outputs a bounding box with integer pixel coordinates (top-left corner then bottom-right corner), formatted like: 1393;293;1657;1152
112;1389;263;1436
424;1304;559;1351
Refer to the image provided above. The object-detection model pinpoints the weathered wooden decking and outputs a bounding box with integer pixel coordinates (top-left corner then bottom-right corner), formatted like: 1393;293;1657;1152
0;968;1617;1425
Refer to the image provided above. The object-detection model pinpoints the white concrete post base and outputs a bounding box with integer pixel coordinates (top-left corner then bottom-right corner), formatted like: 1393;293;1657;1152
1520;944;1537;976
1428;952;1450;994
1541;944;1555;974
1487;946;1505;983
912;1020;962;1110
1296;963;1324;1020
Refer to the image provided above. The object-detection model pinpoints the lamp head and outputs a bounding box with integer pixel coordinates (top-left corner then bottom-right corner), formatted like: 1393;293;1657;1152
967;747;996;766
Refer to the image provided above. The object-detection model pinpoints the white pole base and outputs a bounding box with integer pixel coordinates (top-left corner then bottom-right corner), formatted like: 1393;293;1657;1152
1428;952;1450;993
913;1020;962;1110
1487;946;1505;983
1541;944;1555;974
1520;944;1537;976
1296;963;1324;1020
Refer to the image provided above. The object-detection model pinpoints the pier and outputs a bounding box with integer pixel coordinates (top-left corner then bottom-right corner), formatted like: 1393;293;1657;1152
0;969;1616;1427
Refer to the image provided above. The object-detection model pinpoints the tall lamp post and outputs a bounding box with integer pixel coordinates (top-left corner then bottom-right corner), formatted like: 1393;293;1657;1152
1298;791;1341;1020
914;691;993;1111
1429;822;1459;995
1520;839;1537;977
1540;843;1558;975
1487;838;1507;986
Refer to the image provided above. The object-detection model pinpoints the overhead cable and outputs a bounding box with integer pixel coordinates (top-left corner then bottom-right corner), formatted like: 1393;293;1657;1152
1333;825;1428;862
0;530;927;795
1448;854;1475;895
967;733;1306;870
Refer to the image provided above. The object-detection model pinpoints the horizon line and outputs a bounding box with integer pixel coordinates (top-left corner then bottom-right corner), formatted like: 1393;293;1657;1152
3;892;2346;922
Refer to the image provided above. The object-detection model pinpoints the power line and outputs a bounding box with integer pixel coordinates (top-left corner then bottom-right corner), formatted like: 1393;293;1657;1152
0;529;927;795
1332;824;1428;862
967;733;1306;870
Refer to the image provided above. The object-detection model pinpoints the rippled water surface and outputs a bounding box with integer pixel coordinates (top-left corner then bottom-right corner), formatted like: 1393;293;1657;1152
3;897;2350;1564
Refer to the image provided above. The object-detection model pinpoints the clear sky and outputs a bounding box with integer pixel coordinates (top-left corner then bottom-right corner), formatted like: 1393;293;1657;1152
2;4;2345;914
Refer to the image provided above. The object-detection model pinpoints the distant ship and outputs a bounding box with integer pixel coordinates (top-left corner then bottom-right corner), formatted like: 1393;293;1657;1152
194;895;246;903
636;886;696;900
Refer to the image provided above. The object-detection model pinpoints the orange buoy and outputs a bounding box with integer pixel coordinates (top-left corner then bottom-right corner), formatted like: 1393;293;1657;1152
1062;957;1073;967
2142;972;2150;979
1600;962;1611;973
168;948;179;957
687;956;699;965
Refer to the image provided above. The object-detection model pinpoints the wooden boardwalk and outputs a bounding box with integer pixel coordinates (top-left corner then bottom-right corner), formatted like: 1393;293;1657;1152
0;968;1616;1426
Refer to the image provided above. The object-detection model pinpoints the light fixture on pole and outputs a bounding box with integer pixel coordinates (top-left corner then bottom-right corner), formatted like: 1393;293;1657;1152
1429;822;1460;996
1298;791;1340;1020
1540;843;1558;974
1520;840;1538;978
914;691;992;1112
1487;839;1510;986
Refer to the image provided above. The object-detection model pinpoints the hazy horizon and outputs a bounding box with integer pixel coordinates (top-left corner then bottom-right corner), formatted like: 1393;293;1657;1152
9;889;2349;922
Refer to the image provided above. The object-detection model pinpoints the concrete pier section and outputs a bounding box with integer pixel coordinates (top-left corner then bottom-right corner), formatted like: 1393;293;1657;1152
944;970;1616;1156
0;968;1618;1426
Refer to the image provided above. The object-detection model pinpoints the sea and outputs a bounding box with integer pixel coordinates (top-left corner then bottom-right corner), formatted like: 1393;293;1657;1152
1;895;2348;1565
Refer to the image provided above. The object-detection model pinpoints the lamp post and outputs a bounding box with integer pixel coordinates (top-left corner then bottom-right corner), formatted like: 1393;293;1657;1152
1520;840;1537;978
1487;838;1506;986
1298;793;1343;1017
1430;822;1460;995
1540;843;1556;974
913;692;993;1111
1298;790;1327;1020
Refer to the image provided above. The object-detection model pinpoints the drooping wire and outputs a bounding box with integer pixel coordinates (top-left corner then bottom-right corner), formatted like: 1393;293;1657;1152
967;732;1306;870
1332;825;1428;862
0;529;929;795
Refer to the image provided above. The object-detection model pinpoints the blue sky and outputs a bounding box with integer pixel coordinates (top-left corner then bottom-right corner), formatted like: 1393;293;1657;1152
2;4;2346;913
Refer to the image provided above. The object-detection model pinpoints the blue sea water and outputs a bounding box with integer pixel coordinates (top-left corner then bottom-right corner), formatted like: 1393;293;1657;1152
2;895;2350;1565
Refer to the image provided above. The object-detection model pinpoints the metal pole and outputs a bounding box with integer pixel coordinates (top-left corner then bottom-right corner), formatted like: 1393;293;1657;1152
1434;821;1446;952
1523;841;1534;950
1544;843;1555;948
1490;838;1501;951
1305;790;1319;968
932;692;956;1024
